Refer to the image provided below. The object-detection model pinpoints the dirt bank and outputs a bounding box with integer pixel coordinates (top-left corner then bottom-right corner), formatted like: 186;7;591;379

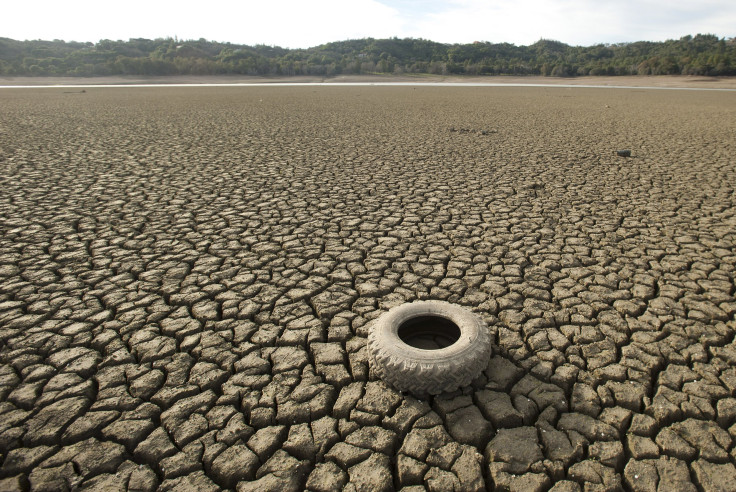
2;73;736;89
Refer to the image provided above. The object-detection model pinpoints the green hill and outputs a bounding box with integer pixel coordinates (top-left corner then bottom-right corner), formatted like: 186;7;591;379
1;34;734;77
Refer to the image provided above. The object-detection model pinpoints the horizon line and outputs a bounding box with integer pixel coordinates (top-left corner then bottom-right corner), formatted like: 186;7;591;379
2;33;732;51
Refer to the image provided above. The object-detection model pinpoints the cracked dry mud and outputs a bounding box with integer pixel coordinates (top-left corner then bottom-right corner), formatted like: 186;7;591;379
0;86;735;492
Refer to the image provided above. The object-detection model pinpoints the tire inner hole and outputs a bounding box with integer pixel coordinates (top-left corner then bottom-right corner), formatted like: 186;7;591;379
398;315;461;350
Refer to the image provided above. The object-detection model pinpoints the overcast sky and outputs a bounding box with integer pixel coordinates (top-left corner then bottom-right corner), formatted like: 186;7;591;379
3;0;735;48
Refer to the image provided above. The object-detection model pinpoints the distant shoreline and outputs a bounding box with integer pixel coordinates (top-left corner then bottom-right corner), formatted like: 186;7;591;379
2;74;736;89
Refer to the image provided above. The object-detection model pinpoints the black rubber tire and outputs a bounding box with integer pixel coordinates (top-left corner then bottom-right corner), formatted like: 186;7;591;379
368;301;492;397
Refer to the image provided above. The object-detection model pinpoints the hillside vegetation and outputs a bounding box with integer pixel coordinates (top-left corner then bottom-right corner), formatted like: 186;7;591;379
1;34;734;77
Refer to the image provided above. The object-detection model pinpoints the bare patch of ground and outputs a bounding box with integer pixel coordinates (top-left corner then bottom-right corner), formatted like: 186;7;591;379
1;74;736;89
0;86;735;490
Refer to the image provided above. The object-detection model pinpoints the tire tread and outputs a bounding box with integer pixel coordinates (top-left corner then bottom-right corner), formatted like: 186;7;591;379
367;301;492;397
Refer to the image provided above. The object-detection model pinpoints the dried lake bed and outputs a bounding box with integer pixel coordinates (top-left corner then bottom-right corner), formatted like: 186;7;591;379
1;86;735;491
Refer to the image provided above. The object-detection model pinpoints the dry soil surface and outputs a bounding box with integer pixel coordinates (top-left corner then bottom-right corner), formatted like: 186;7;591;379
0;86;735;491
2;74;736;89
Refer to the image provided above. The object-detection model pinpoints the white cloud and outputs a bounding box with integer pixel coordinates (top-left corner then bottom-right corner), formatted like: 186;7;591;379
404;1;616;45
400;0;735;46
2;0;404;47
2;0;734;47
245;1;405;47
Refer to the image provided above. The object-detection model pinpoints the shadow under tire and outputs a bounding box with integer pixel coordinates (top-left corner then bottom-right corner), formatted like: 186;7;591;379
368;300;491;397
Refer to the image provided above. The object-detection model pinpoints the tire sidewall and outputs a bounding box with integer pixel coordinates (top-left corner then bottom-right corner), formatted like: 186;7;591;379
370;300;487;364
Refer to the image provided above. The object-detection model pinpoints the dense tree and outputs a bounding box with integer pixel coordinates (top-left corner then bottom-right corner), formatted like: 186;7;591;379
1;34;734;77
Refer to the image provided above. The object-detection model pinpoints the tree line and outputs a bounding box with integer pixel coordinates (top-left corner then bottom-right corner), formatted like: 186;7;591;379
1;34;734;78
